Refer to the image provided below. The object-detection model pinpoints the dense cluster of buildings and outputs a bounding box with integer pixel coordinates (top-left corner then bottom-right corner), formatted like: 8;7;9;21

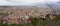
0;6;53;24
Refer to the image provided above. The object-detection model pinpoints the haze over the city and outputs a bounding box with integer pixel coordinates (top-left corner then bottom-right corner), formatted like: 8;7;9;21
0;0;60;6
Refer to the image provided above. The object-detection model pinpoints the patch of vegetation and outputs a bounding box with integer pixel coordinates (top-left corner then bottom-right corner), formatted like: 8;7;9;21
0;15;60;26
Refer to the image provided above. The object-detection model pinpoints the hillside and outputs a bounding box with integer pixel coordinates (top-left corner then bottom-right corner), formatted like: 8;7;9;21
0;6;60;26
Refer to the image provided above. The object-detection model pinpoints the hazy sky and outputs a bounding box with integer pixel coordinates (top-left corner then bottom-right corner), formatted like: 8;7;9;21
0;0;60;6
